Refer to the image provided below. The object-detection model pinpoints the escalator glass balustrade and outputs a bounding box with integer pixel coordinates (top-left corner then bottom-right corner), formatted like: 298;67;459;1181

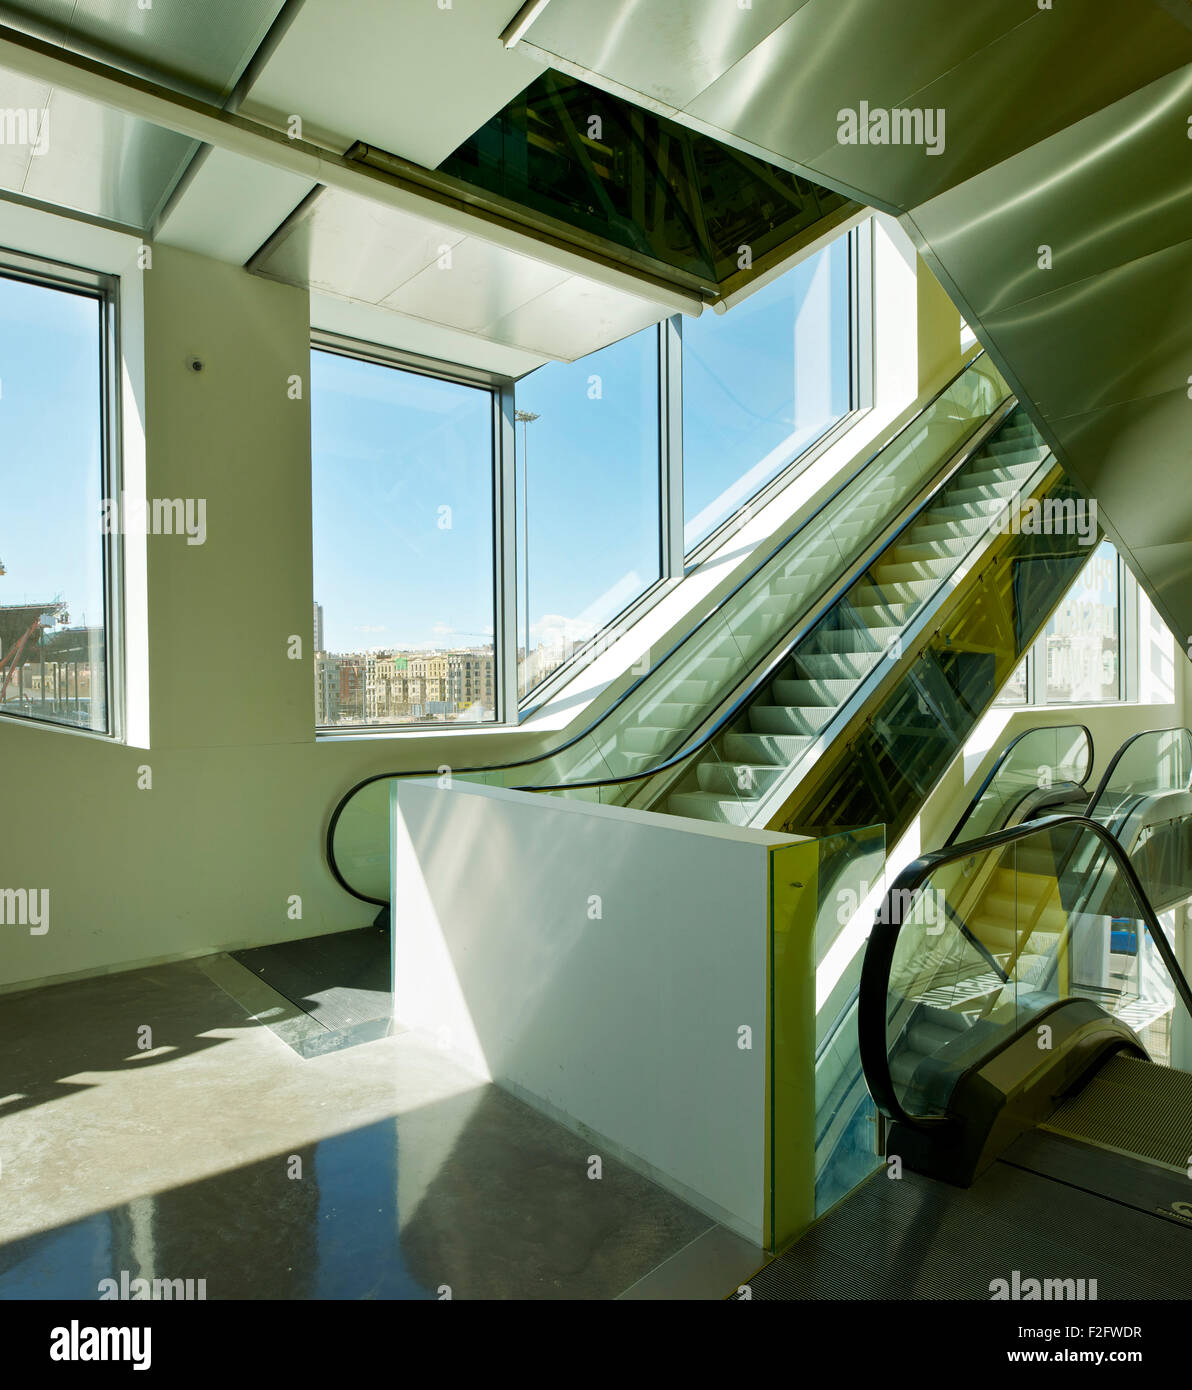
947;724;1094;845
859;816;1192;1184
329;354;1009;903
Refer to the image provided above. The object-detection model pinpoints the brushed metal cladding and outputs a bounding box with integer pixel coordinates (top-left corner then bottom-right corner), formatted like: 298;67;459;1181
524;0;809;112
803;0;1192;211
0;0;287;100
25;88;197;226
909;64;1192;319
686;0;1028;179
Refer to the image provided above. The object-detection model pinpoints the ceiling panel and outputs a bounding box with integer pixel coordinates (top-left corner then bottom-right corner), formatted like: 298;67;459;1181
480;273;665;361
252;186;674;362
524;0;806;111
312;291;549;379
254;188;466;304
0;65;47;189
154;147;315;262
0;0;288;100
0;63;195;226
239;0;542;166
380;237;569;335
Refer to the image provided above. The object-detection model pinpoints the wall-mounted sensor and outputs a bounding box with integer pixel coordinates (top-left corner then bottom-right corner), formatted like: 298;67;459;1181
187;356;204;373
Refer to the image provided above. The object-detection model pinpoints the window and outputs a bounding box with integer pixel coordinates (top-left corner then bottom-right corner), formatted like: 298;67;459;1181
997;656;1029;706
995;541;1172;709
681;232;853;551
310;348;497;727
514;327;661;697
311;223;865;731
1041;540;1120;703
0;265;113;735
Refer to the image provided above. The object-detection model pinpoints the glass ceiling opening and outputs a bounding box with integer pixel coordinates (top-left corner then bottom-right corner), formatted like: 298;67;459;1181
429;70;855;293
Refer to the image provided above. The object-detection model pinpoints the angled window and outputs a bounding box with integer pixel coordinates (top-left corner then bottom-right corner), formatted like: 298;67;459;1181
1041;539;1120;704
0;263;115;735
681;231;854;552
514;325;662;697
311;347;498;728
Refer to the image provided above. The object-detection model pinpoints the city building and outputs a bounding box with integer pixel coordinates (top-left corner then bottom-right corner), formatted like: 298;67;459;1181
2;0;1192;1338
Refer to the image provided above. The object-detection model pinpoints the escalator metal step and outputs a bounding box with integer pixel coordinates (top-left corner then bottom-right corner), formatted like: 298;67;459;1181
1040;1055;1192;1173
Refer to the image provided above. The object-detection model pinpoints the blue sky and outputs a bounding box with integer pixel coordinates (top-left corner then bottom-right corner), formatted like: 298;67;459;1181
311;349;496;654
0;276;103;626
683;235;851;547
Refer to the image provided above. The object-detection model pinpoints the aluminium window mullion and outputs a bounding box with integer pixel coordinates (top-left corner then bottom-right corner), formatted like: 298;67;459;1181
660;316;684;579
495;382;520;724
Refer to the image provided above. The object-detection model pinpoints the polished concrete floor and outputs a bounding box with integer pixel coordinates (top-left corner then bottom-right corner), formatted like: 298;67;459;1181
0;954;760;1299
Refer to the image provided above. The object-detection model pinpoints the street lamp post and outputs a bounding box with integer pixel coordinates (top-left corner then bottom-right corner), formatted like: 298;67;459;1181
514;409;539;688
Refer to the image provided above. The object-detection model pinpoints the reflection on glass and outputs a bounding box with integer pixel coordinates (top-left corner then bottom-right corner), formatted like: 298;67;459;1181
515;328;661;698
879;821;1190;1126
1138;582;1176;705
782;474;1093;844
310;350;497;727
682;235;852;551
0;274;107;733
439;70;851;286
995;655;1028;705
1043;539;1119;703
951;725;1092;844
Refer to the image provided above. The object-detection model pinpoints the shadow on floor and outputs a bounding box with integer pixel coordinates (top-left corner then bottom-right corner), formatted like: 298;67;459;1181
0;1090;714;1300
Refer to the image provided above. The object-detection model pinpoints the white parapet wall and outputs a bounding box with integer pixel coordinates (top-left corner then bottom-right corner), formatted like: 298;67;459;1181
392;778;815;1246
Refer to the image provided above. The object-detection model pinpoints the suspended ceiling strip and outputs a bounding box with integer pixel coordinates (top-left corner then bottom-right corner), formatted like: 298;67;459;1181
0;22;702;314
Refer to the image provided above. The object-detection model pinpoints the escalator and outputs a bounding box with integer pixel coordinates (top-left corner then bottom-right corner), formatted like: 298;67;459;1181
328;351;1097;909
813;721;1192;1212
946;723;1095;846
328;350;1012;905
1085;728;1192;913
742;815;1192;1298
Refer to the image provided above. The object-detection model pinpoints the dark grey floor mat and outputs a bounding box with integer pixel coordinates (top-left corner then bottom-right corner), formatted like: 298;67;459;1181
739;1141;1192;1300
231;923;391;1055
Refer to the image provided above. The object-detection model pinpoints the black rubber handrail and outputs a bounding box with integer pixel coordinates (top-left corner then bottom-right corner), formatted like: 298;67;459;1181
858;813;1192;1133
327;355;1010;905
945;723;1093;847
1084;726;1192;821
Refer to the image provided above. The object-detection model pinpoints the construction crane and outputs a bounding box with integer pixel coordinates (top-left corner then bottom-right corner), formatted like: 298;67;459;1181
0;557;67;706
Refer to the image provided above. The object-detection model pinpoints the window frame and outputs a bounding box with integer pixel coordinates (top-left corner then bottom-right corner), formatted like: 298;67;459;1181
0;247;122;742
512;319;670;712
311;331;511;734
311;220;872;735
996;544;1132;710
679;219;872;568
517;223;871;714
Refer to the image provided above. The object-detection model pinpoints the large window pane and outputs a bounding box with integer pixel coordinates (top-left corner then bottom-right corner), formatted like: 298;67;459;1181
311;350;497;727
0;272;108;734
682;233;852;551
1043;540;1120;704
515;328;661;697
